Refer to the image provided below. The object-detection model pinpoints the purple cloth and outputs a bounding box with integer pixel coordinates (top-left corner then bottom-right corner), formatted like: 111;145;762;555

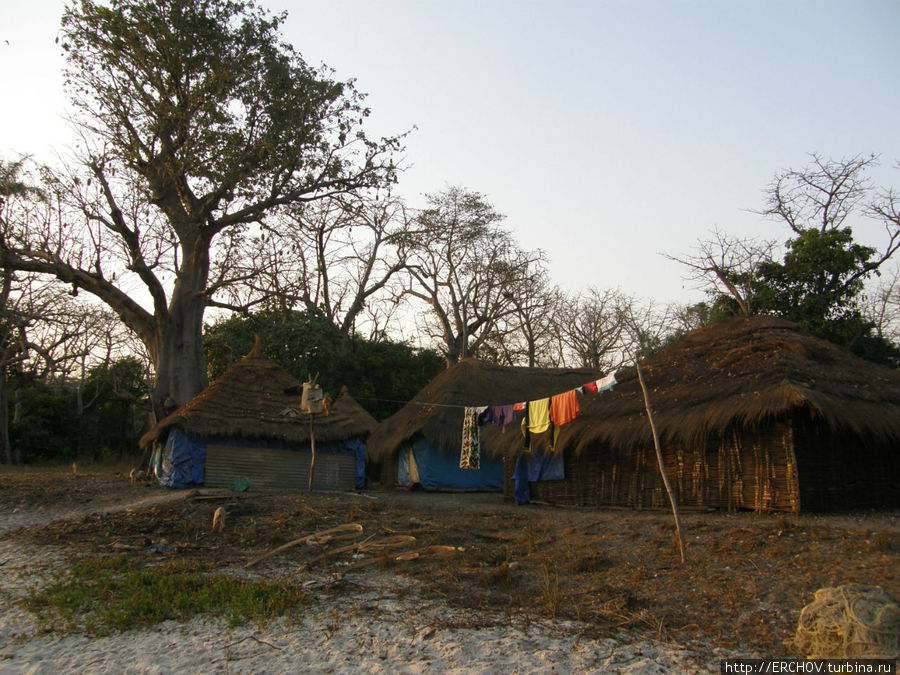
486;404;517;427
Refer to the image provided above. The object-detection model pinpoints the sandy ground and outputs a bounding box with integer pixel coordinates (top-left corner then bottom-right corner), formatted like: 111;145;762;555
0;540;725;674
1;469;897;673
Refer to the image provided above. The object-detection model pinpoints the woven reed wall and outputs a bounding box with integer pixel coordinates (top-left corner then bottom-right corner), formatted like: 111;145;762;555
792;414;900;511
504;421;801;513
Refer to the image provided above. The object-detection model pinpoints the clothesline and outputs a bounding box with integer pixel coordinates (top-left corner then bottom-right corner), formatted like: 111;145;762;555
353;370;618;475
354;372;618;412
460;372;618;470
353;396;466;410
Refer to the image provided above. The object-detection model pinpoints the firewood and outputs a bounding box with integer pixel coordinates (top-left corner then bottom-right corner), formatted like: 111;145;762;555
244;523;363;568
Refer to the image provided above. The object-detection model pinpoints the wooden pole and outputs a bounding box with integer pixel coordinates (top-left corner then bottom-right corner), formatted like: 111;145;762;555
636;360;686;564
308;413;316;492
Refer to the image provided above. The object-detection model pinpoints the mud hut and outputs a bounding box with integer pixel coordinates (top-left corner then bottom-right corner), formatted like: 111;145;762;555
500;316;900;513
367;359;597;490
140;344;376;491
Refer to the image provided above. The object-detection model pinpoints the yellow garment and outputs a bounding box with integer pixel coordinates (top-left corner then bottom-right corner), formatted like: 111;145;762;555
521;398;551;435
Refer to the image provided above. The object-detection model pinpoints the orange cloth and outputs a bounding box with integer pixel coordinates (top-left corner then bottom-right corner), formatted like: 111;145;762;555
549;390;580;426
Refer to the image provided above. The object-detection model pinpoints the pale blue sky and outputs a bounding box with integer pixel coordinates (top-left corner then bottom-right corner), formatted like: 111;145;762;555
2;1;899;306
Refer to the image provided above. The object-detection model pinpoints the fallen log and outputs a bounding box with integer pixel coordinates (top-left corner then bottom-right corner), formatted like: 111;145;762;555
345;544;464;571
305;535;417;567
244;523;363;568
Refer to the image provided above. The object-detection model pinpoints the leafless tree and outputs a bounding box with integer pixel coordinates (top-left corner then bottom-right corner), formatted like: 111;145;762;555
554;288;631;371
762;153;877;235
863;262;900;344
475;266;561;367
226;193;409;339
757;153;900;289
618;297;679;363
669;155;900;321
400;186;548;364
0;269;133;463
666;227;776;315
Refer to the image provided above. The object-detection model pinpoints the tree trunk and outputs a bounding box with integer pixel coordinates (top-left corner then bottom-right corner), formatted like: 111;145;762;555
0;366;9;464
145;227;212;417
154;283;209;417
11;382;21;464
444;332;465;365
75;375;86;461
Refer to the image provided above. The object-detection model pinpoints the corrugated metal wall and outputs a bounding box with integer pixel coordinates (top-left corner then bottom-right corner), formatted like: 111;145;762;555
205;445;357;491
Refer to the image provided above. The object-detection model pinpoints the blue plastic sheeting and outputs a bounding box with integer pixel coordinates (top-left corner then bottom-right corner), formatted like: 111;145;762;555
513;450;565;505
153;429;368;489
397;437;503;490
154;428;206;488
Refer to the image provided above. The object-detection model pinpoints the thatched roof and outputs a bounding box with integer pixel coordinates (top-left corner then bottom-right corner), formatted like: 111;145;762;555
553;315;900;455
366;359;598;462
140;347;376;449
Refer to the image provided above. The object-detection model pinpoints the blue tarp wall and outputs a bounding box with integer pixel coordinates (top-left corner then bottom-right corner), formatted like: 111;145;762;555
397;437;504;490
152;427;367;489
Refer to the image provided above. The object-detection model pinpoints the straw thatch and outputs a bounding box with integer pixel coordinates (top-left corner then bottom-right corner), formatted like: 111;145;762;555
366;359;598;464
558;315;900;455
140;345;376;449
499;315;900;512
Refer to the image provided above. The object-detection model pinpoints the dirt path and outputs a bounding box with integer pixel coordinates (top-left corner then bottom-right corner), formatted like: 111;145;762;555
1;486;194;536
1;469;898;666
0;471;744;673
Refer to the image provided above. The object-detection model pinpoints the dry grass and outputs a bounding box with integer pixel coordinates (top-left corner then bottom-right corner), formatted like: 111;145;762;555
1;470;898;656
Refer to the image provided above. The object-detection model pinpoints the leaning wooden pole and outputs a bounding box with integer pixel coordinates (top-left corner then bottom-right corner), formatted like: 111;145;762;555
636;360;686;563
308;413;316;492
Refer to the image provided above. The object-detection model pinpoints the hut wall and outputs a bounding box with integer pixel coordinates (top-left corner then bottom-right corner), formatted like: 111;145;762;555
503;444;669;509
379;452;399;488
205;441;363;491
396;438;504;491
503;421;800;512
792;414;900;511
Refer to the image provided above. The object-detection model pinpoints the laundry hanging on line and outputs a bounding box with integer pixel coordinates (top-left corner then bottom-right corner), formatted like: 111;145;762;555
459;405;485;470
458;370;618;469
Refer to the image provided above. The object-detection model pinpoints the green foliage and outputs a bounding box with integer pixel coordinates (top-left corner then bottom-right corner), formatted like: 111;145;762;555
14;0;407;416
753;228;874;325
337;335;446;420
203;309;444;419
25;555;308;635
8;357;150;464
10;386;79;463
676;156;900;365
0;157;45;201
79;357;149;460
204;307;343;384
750;228;900;365
59;0;401;201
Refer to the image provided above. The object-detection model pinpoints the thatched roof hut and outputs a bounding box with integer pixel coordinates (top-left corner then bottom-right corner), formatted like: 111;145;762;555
501;316;900;512
566;315;900;451
142;344;376;490
368;359;597;490
141;351;376;451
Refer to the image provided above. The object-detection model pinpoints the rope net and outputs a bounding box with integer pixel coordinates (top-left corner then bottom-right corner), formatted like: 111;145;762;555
793;584;900;659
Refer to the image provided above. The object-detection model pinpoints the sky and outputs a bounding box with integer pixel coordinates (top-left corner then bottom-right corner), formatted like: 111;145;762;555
2;0;899;308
